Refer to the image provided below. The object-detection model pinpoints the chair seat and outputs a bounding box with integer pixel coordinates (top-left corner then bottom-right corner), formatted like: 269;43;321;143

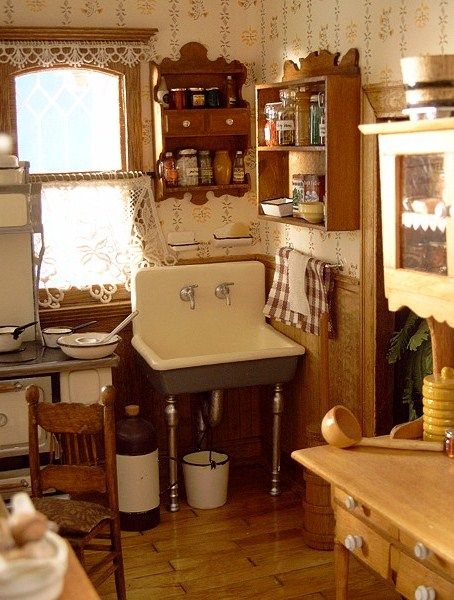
33;497;113;536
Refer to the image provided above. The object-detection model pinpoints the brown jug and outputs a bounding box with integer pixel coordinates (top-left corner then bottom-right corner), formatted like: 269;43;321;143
213;150;232;185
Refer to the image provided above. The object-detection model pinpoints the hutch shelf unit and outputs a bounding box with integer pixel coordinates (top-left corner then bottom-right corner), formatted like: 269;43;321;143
256;49;360;231
152;42;251;205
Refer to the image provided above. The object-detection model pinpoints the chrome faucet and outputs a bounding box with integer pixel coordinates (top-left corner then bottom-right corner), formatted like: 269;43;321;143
215;282;234;306
180;284;198;310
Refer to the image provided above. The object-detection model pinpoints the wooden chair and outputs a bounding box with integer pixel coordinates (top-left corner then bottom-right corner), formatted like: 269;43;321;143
26;384;126;600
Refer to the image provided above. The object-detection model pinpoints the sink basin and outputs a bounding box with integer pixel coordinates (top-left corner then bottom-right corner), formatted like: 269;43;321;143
131;260;305;395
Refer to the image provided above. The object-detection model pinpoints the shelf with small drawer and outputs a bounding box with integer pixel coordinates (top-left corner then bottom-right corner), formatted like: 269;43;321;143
255;49;360;231
152;42;251;205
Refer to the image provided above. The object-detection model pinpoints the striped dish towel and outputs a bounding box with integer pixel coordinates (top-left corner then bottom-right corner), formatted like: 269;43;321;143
263;247;335;336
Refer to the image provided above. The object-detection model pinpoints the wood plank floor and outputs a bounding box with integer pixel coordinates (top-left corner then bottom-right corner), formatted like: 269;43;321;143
98;464;400;599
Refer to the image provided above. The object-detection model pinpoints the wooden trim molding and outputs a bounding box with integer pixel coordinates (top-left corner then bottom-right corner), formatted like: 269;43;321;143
0;27;157;42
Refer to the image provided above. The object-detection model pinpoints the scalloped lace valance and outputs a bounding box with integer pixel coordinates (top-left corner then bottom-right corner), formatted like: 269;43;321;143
0;39;156;68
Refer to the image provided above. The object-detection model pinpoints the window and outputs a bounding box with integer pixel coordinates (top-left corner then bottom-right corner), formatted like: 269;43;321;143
0;28;162;307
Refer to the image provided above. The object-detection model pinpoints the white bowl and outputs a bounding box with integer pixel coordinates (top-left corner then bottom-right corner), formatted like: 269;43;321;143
42;327;72;349
57;332;121;359
0;531;68;600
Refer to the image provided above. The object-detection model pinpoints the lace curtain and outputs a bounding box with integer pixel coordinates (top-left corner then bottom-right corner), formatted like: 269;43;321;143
37;175;175;308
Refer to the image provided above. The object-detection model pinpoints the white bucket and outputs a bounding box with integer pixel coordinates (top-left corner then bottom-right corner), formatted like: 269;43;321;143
182;450;229;509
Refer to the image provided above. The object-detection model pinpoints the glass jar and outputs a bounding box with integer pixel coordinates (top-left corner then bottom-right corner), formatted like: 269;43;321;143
444;428;454;458
264;102;281;147
160;151;178;187
310;92;325;145
225;75;237;107
277;88;296;146
169;88;187;110
294;86;311;146
176;149;199;187
188;87;205;108
206;87;220;108
198;150;213;185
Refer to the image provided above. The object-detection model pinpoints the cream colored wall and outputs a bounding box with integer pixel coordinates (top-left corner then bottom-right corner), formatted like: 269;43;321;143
2;0;453;277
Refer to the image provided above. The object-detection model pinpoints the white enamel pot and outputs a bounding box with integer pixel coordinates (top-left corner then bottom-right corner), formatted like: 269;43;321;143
0;321;37;353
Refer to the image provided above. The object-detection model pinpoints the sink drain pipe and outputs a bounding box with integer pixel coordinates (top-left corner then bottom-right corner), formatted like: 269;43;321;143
197;389;224;447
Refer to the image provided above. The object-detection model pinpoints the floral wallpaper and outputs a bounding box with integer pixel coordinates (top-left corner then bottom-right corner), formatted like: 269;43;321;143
1;0;453;278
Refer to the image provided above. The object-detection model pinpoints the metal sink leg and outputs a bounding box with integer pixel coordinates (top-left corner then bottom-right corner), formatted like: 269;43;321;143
270;382;284;496
165;395;179;512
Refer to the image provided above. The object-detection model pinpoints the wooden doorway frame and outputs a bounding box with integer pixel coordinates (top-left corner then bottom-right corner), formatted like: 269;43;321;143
360;82;406;436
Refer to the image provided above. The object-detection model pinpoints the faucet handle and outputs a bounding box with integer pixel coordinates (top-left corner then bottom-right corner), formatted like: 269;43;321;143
180;284;198;310
215;282;234;305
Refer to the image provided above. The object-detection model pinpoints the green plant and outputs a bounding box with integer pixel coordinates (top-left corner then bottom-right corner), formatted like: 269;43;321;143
387;311;433;421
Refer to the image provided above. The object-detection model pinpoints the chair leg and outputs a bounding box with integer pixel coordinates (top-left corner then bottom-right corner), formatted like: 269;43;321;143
73;544;85;570
111;519;127;600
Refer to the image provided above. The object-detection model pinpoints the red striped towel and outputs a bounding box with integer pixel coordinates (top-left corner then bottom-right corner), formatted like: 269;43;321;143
263;247;335;336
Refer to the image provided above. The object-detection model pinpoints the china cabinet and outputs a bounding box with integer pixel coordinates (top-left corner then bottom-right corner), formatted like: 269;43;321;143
152;42;251;205
255;49;360;231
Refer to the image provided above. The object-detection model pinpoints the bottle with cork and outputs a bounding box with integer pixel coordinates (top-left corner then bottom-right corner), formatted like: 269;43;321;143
225;75;237;107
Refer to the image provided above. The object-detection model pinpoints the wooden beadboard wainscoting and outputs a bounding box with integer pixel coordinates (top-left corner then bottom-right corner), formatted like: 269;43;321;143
39;255;360;522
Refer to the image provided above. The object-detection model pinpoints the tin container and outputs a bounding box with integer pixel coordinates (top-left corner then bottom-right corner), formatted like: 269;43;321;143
206;87;220;108
188;87;205;108
169;88;187;110
303;174;325;202
292;174;305;214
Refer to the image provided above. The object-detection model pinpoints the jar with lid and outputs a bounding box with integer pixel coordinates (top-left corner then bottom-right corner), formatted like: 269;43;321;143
176;149;199;187
198;150;213;185
444;428;454;458
188;87;205;108
225;75;237;107
294;86;311;146
169;88;187;110
160;151;178;187
264;102;281;147
277;88;296;146
232;150;245;184
310;92;325;145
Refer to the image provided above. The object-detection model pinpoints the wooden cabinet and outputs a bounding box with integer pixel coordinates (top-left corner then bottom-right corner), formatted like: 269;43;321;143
152;42;251;205
255;49;360;231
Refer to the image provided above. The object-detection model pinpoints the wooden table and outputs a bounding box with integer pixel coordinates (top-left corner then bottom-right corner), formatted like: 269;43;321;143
292;445;454;599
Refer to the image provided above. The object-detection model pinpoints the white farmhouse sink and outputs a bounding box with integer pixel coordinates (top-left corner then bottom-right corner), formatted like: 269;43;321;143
131;260;305;395
131;260;305;511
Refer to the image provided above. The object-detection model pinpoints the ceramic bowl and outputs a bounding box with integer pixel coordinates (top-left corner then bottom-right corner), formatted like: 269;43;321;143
0;327;25;353
0;531;68;600
299;201;325;224
42;327;73;349
57;332;121;360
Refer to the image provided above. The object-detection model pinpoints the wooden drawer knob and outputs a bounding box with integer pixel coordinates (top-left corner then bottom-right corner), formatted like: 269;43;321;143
225;118;234;126
183;120;191;128
415;585;435;600
414;542;433;560
344;495;357;510
344;534;363;551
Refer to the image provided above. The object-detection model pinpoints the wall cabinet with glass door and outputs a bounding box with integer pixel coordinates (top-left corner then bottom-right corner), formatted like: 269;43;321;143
256;49;360;231
152;42;251;205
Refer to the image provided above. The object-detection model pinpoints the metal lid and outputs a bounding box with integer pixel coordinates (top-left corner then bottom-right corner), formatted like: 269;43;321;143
198;150;210;155
178;148;197;155
170;87;187;91
206;87;220;91
188;87;204;91
445;428;454;439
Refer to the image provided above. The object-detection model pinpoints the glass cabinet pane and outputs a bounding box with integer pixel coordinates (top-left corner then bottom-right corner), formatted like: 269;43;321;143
399;153;447;275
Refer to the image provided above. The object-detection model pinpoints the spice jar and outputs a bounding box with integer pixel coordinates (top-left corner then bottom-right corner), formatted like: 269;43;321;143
188;87;205;108
169;88;187;110
206;87;221;108
294;86;311;146
225;75;237;107
310;92;325;145
232;150;245;184
160;151;178;187
264;102;281;147
198;150;213;185
277;88;296;146
176;149;199;187
444;428;454;458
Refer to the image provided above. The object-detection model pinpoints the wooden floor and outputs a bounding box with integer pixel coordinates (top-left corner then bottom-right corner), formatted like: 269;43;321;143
98;464;400;600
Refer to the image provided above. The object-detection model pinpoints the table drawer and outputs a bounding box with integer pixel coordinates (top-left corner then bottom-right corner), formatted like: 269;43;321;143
335;506;391;580
208;109;250;134
395;551;454;600
164;110;205;136
333;486;399;538
399;531;454;580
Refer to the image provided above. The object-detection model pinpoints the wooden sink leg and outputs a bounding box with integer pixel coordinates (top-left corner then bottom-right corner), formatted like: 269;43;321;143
334;540;349;600
270;382;284;496
165;395;179;512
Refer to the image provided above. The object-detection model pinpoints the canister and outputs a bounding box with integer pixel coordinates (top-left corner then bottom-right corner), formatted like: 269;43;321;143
169;88;187;110
422;366;454;442
205;87;220;108
176;149;199;186
292;174;305;214
188;87;206;108
303;174;325;202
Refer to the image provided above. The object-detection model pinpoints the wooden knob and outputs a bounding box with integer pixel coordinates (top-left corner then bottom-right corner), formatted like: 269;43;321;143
344;534;363;551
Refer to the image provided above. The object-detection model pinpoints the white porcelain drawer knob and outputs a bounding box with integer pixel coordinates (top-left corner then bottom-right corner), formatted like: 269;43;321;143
414;542;432;560
183;120;191;128
415;585;435;600
344;534;363;551
344;495;357;510
225;118;234;125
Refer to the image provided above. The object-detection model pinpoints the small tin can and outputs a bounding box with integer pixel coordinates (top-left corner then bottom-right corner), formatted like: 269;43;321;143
206;87;220;108
303;174;325;202
292;174;305;214
188;87;205;108
169;88;187;110
444;428;454;458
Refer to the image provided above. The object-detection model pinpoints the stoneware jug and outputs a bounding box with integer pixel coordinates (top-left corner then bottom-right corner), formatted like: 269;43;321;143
213;150;232;185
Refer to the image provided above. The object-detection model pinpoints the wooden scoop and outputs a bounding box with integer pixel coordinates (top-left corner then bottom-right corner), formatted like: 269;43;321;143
389;416;424;439
321;406;443;451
